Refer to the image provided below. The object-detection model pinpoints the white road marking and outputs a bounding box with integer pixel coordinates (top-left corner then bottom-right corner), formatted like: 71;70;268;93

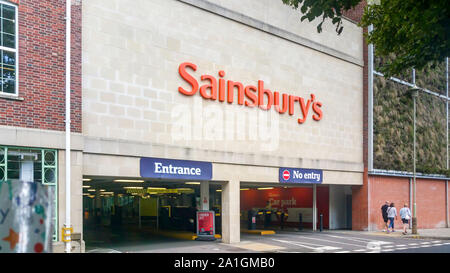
382;249;394;252
326;234;392;244
271;239;342;252
433;244;443;246
421;242;431;245
290;236;367;248
396;247;407;250
396;244;406;247
432;241;441;243
315;246;342;251
408;243;419;246
271;239;324;250
335;251;351;253
383;245;394;248
353;249;367;252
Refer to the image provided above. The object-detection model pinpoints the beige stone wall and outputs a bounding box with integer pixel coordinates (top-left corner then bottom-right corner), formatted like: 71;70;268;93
82;0;364;178
58;150;84;242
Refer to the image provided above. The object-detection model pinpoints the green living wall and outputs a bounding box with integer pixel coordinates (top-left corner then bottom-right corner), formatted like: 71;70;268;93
373;58;448;176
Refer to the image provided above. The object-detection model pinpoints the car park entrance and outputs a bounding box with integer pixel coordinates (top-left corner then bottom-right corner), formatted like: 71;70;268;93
82;177;223;249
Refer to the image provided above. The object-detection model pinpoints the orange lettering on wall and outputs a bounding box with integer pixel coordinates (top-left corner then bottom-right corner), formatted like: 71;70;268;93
177;62;323;125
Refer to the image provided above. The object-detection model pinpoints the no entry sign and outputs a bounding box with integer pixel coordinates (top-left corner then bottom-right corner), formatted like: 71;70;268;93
279;168;323;184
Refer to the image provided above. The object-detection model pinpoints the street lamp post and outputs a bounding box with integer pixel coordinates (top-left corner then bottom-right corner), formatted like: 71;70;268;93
411;87;419;234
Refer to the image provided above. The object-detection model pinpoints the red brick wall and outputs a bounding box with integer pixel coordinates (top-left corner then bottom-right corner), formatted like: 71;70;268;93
416;179;447;229
369;176;410;230
368;175;448;230
0;0;82;133
346;0;370;231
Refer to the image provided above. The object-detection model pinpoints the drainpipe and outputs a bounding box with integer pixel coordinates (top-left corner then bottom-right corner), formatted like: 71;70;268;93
65;0;72;253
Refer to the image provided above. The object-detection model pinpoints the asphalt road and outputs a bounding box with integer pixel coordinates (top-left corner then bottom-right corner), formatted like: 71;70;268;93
85;226;450;253
247;230;450;253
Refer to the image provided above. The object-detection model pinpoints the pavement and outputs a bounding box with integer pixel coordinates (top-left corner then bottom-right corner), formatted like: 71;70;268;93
364;228;450;240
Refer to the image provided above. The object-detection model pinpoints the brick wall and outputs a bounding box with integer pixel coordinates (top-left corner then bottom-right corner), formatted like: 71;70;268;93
344;0;371;230
368;175;448;230
0;0;81;133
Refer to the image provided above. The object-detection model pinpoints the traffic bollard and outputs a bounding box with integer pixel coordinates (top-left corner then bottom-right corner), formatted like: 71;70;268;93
298;213;303;231
319;214;323;232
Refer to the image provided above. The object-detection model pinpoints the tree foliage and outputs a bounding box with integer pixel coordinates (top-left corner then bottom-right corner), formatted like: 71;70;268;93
282;0;450;77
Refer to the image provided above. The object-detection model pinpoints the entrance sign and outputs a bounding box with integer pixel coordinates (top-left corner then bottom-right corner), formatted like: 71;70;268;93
140;157;212;180
196;210;216;241
279;167;323;184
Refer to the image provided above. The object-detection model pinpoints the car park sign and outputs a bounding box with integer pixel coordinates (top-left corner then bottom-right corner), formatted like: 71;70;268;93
279;167;323;184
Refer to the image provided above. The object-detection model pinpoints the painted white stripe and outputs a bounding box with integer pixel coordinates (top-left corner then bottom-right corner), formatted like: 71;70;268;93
353;249;367;252
433;244;444;246
327;234;389;243
335;251;351;253
432;241;441;243
271;239;323;250
408;243;419;246
396;244;406;247
382;249;394;252
292;236;367;248
396;247;407;250
383;245;394;248
421;242;431;245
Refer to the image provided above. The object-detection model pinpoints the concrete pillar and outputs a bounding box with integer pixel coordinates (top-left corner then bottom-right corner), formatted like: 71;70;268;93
200;181;210;210
221;178;240;244
56;150;84;252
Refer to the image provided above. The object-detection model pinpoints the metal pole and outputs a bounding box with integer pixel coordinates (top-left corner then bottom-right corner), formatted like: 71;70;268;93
313;185;317;231
446;57;449;228
156;196;159;231
64;0;72;253
138;197;141;229
412;71;418;234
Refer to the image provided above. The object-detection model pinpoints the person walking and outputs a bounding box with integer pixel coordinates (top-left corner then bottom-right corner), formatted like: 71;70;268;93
381;201;390;232
386;202;397;233
399;203;412;235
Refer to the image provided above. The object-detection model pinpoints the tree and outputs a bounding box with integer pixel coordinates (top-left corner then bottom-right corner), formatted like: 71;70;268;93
281;0;450;77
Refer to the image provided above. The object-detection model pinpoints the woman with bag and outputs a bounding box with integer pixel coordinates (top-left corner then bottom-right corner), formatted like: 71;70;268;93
387;203;397;233
399;203;412;235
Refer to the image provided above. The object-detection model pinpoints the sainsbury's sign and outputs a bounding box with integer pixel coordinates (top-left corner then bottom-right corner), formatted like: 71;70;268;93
140;157;212;180
178;62;323;125
279;167;323;184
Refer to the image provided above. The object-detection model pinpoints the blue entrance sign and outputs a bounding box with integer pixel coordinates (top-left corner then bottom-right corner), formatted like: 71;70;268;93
140;157;212;180
279;167;323;184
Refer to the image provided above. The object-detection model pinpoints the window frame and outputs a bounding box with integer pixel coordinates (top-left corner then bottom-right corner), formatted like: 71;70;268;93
0;0;18;97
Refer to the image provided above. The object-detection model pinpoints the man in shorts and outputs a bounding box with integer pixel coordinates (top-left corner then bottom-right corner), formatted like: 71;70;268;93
381;201;389;232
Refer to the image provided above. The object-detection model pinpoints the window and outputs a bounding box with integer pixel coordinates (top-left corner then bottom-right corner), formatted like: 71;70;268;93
0;1;17;95
0;146;58;241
